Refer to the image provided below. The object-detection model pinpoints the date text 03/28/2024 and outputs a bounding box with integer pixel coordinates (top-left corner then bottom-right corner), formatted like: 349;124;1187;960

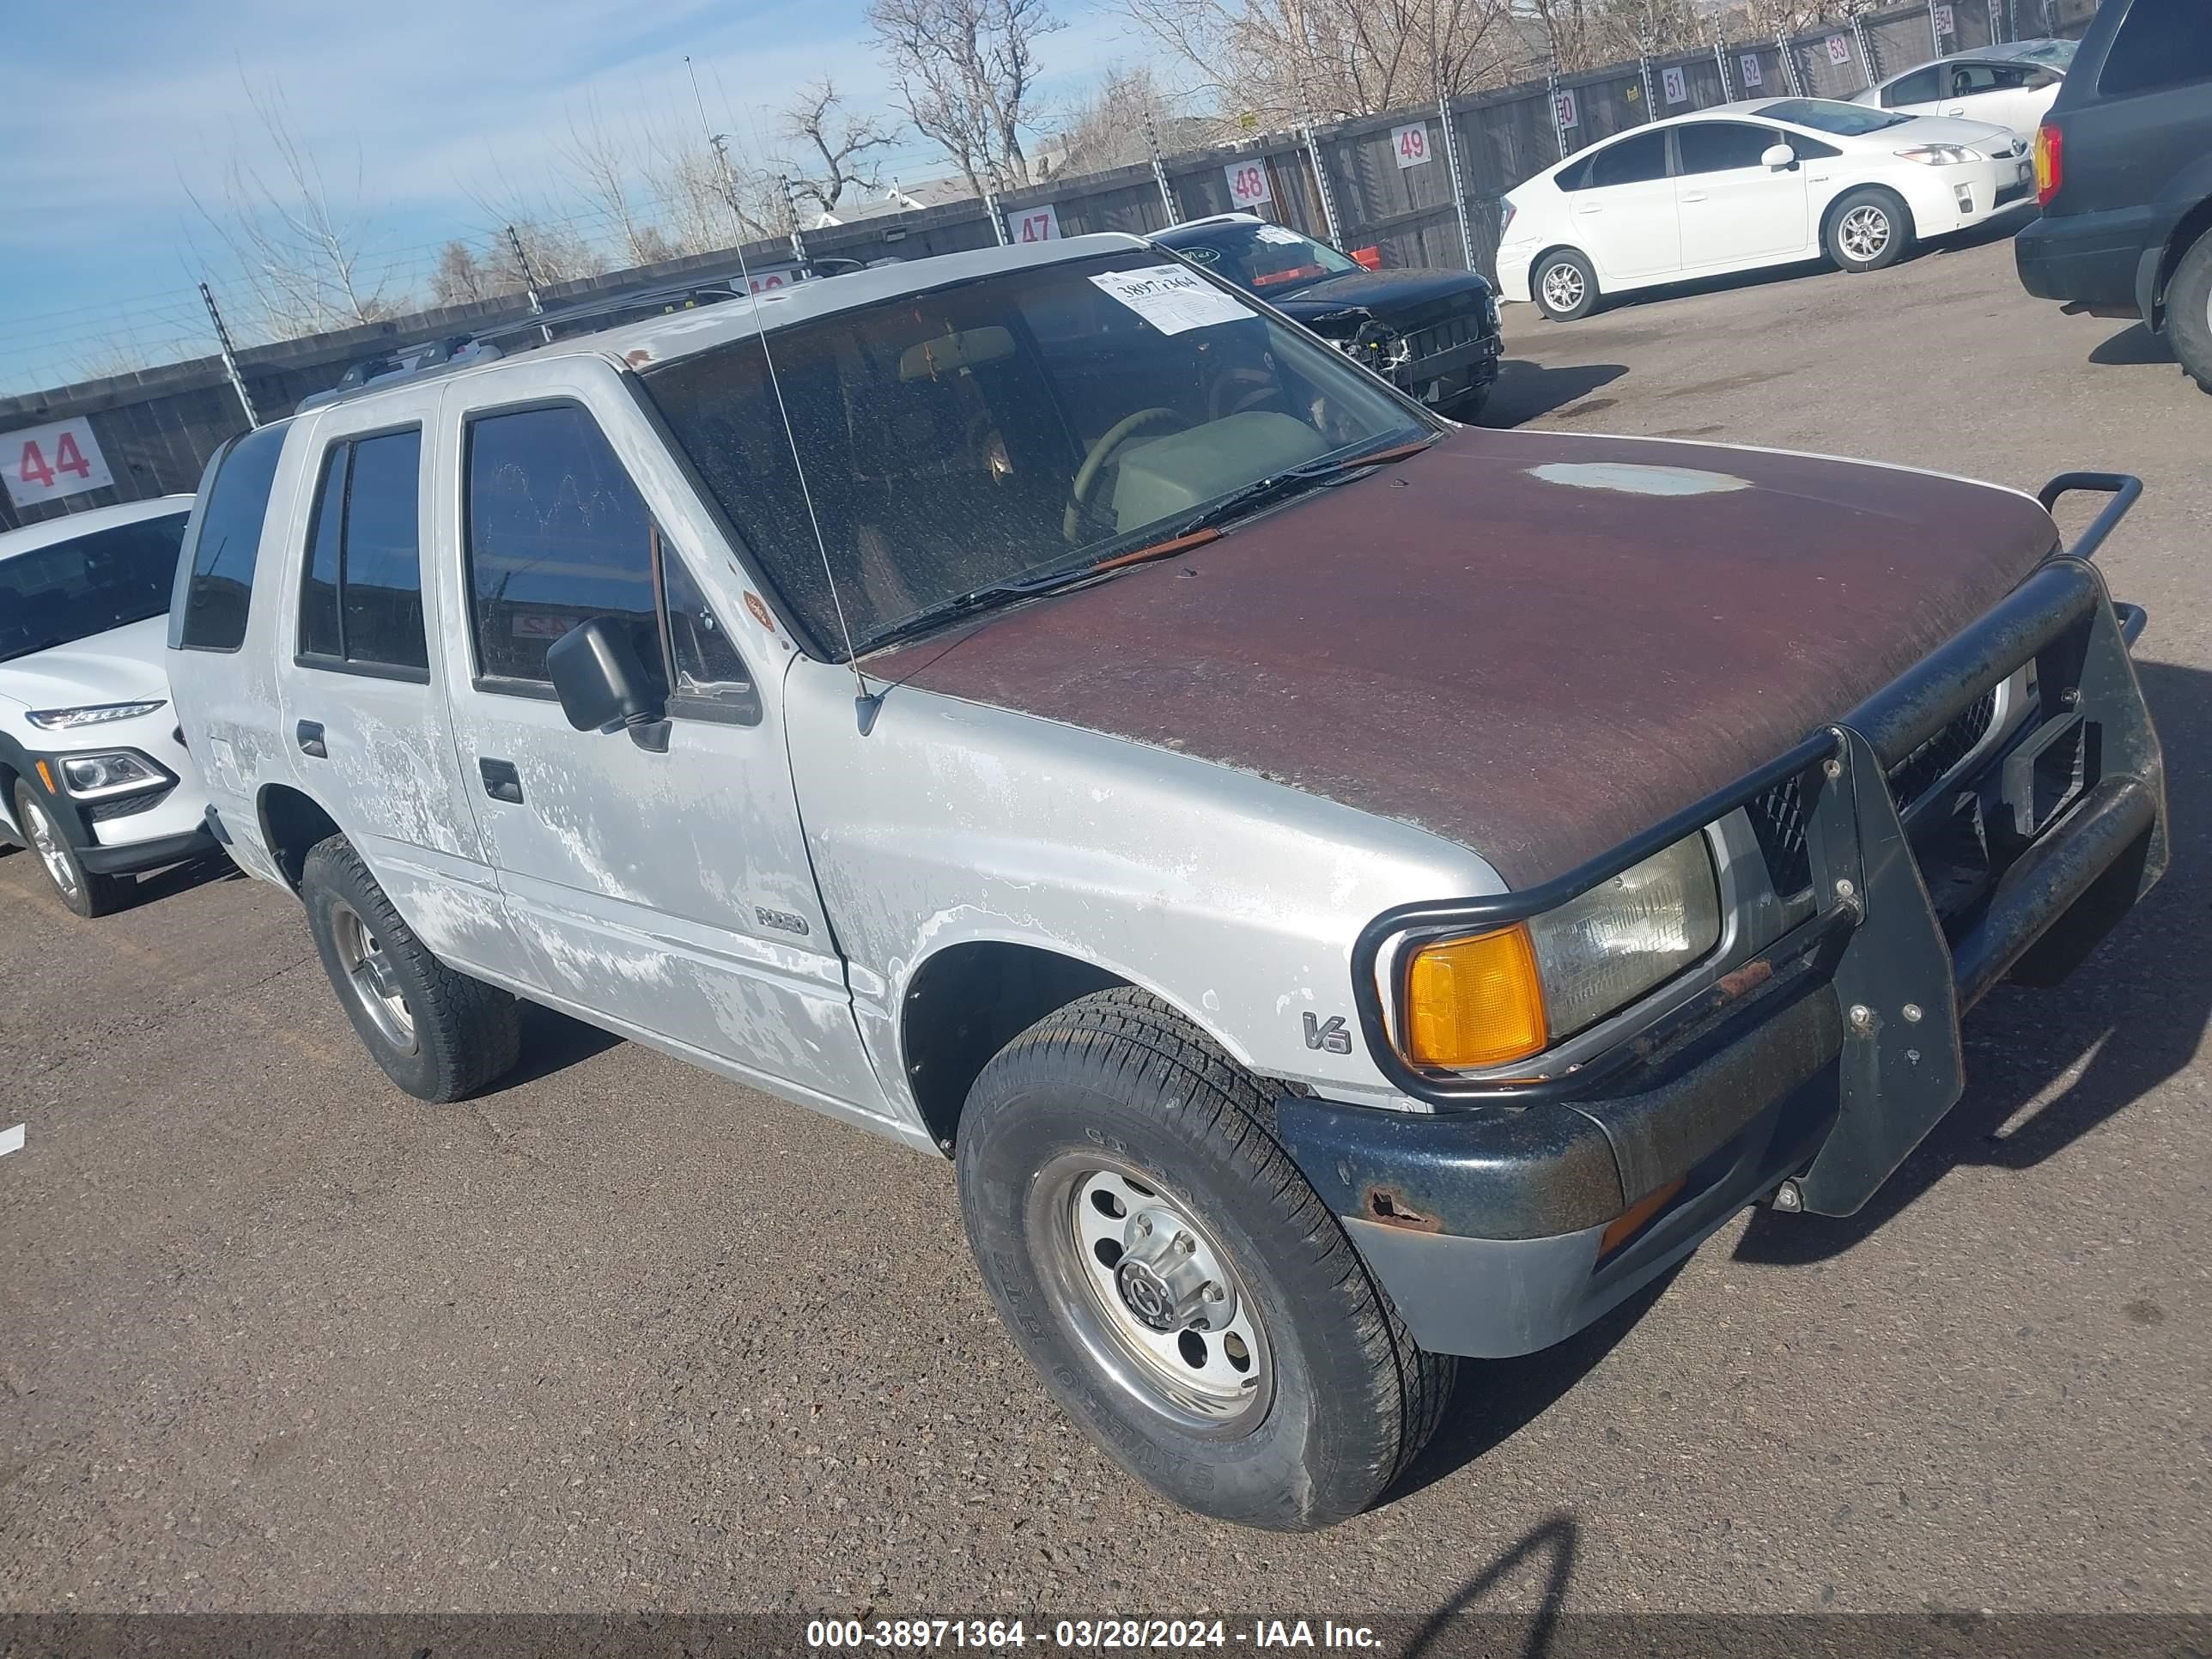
805;1619;1382;1650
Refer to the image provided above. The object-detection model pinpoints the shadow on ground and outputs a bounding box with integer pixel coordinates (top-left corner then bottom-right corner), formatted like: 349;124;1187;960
2090;323;2177;368
1403;1514;1581;1657
1480;361;1630;427
1737;657;2212;1265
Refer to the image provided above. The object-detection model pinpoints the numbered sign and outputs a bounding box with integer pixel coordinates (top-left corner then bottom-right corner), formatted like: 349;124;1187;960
6;416;112;511
1007;204;1061;243
1224;160;1272;209
1554;88;1580;130
1662;65;1688;103
1391;122;1432;169
1741;52;1764;88
1934;3;1954;34
1826;33;1851;64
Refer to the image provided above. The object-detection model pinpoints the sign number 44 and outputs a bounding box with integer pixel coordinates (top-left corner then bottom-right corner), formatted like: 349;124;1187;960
6;416;114;509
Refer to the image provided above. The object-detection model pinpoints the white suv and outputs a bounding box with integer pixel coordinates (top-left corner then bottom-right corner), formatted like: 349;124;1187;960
0;495;218;915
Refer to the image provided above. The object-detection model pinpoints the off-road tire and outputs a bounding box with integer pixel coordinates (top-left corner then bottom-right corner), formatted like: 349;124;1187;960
1826;186;1913;274
956;987;1455;1530
2164;228;2212;396
301;832;522;1102
11;779;128;919
1533;249;1599;321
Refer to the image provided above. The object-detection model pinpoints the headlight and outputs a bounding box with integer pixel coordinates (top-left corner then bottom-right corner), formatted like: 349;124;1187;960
1897;144;1983;166
1400;834;1722;1070
27;699;166;730
58;750;167;799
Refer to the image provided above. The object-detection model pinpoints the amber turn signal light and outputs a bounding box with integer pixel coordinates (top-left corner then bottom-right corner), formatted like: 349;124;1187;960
1402;925;1548;1069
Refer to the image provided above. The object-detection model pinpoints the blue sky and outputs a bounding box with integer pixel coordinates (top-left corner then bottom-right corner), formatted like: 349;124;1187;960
0;0;1146;392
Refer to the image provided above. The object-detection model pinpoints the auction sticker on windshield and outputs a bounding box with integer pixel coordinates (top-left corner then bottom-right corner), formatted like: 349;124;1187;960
1090;264;1253;335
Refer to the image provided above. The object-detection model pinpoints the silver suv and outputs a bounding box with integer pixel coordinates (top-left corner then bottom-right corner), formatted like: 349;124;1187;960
167;234;2168;1530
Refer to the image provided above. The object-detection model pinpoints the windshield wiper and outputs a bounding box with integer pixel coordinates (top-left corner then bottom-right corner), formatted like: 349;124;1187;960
856;561;1116;654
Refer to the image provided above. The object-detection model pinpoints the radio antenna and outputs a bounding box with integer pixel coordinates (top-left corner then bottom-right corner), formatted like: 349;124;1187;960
685;57;880;732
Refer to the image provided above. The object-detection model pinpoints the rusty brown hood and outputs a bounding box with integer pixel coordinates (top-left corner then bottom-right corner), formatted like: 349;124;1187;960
872;428;2060;889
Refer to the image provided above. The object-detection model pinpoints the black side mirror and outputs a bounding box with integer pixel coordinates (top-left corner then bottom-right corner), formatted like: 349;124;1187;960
547;617;665;735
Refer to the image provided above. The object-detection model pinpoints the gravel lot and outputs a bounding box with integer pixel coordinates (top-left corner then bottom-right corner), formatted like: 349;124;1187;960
3;219;2206;1623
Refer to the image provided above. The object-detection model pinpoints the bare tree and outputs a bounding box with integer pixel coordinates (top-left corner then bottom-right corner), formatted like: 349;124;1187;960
185;79;409;339
1050;64;1171;173
868;0;1062;192
562;112;674;268
778;81;896;215
1121;0;1518;124
644;129;782;248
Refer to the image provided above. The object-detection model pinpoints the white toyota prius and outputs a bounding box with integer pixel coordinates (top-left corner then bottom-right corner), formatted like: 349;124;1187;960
1497;97;2033;320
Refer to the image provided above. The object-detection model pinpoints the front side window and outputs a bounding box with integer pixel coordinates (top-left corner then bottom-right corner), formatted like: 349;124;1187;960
1164;222;1361;297
297;428;428;676
1676;122;1781;173
463;403;753;719
1;512;189;664
174;421;290;652
1589;129;1670;187
642;252;1429;658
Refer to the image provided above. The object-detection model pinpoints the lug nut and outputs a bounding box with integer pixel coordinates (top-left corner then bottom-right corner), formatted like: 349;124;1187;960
1176;1233;1195;1255
1203;1285;1224;1302
1136;1216;1153;1237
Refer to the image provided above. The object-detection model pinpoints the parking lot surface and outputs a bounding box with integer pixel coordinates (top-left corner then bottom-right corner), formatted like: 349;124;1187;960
4;224;2207;1620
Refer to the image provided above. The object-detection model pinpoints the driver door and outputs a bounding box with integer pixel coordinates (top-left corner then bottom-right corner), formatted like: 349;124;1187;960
431;361;890;1119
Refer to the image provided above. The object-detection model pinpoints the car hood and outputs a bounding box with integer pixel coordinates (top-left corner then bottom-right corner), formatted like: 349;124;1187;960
1269;267;1493;323
0;615;172;714
872;429;2061;890
1881;113;2018;148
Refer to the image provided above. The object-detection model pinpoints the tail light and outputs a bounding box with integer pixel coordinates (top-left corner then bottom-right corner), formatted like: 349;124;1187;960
1500;199;1518;240
2034;119;2061;206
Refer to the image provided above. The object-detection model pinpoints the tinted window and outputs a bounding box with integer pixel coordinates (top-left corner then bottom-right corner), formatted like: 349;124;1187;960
301;449;346;659
2100;0;2212;94
1;513;189;664
1589;130;1669;186
340;432;428;672
465;404;659;688
1882;65;1943;106
175;420;289;652
1161;222;1360;297
1676;122;1780;173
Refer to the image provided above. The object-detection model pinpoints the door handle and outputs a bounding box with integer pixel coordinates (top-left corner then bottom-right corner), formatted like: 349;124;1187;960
295;720;327;759
1681;191;1709;203
478;757;524;804
1944;105;1966;115
1574;204;1603;214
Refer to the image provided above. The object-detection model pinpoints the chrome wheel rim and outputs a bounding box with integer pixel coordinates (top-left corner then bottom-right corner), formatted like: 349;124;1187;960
23;796;79;901
1541;263;1585;312
331;902;416;1051
1029;1154;1273;1436
1840;205;1890;261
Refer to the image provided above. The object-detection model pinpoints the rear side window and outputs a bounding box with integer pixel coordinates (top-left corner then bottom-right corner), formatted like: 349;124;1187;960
173;421;289;653
1881;65;1942;106
296;428;428;677
1589;130;1669;188
2100;0;2212;94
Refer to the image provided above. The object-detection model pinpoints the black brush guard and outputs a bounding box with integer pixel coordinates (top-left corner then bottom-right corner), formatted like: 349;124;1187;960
1314;532;2166;1222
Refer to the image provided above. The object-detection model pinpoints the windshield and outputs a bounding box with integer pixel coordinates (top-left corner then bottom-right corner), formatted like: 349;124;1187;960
1161;222;1363;298
642;252;1428;656
0;512;189;664
1755;98;1911;134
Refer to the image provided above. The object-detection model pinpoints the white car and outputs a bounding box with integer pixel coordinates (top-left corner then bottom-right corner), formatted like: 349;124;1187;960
0;495;220;916
1498;97;2033;320
1851;38;2076;142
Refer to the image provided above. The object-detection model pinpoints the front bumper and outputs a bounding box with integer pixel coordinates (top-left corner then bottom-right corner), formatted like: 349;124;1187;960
1279;502;2166;1358
1391;332;1503;405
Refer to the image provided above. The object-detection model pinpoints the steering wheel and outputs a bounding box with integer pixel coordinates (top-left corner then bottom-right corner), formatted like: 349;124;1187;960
1063;407;1189;542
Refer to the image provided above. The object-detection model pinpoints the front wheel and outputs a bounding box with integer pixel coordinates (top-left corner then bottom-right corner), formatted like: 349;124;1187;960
11;779;127;919
1826;188;1913;273
955;988;1454;1530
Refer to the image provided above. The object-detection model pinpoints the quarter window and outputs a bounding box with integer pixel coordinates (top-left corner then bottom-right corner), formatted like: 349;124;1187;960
2100;0;2212;94
297;429;428;675
464;402;752;719
1588;129;1670;188
173;420;289;653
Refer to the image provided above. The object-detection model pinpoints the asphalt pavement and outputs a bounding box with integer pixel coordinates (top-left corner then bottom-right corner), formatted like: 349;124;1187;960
3;219;2206;1621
